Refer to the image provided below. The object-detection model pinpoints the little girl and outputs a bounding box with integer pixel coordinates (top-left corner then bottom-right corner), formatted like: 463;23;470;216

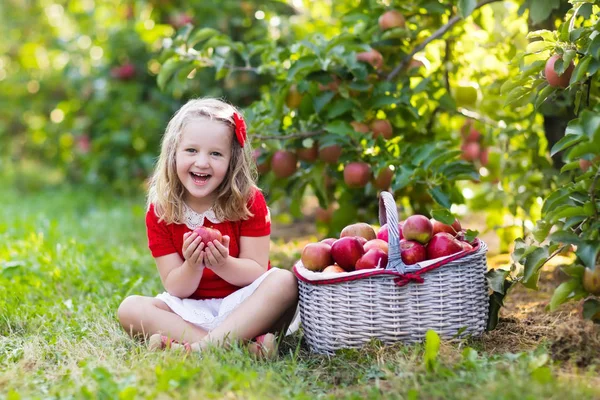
118;98;298;357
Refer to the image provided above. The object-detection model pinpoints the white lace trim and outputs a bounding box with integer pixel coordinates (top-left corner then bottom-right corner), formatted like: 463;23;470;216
182;203;223;230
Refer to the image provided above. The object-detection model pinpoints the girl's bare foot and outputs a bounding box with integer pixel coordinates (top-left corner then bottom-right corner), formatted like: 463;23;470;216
148;333;191;352
247;333;278;360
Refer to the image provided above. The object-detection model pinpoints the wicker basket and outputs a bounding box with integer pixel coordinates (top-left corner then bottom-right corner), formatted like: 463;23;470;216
293;191;489;354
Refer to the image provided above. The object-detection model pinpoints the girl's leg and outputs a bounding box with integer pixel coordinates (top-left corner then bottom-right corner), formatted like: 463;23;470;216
194;269;298;351
117;295;208;343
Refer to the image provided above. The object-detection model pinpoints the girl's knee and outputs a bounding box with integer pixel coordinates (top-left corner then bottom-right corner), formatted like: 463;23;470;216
117;295;146;326
268;269;298;302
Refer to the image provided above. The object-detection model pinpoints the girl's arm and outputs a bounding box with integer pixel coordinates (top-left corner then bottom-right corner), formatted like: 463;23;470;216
206;235;270;287
154;253;205;298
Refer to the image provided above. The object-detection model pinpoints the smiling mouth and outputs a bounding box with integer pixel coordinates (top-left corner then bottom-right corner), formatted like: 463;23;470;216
190;172;211;184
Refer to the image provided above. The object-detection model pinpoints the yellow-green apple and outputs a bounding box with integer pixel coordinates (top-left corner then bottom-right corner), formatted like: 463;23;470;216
301;243;333;272
322;264;345;274
545;54;574;88
271;150;297;178
430;218;462;236
193;226;223;246
402;215;433;244
331;237;365;271
378;10;405;30
363;239;388;254
370;119;394;140
340;222;376;240
343;162;372;188
318;145;342;164
583;267;600;295
426;232;463;259
356;248;388;270
286;85;303;108
399;240;427;265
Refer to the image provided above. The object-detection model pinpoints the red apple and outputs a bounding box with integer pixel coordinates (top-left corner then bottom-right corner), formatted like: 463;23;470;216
399;240;427;265
356;49;384;70
111;63;136;80
320;238;337;246
315;207;333;224
370;119;394;140
461;241;474;251
355;236;368;246
193;226;223;246
377;223;404;242
426;232;464;259
545;54;574;88
331;237;365;271
363;239;388;255
318;145;342;164
351;121;370;134
340;222;376;240
344;162;372;188
374;167;394;190
301;242;333;272
479;147;489;166
430;218;462;236
356;249;388;270
461;142;481;161
402;215;433;244
465;128;481;142
271;150;298;178
296;143;318;162
322;264;346;274
378;10;405;30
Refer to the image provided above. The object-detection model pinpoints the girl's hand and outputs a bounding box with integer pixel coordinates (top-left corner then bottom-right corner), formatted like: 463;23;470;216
203;235;230;269
182;232;206;270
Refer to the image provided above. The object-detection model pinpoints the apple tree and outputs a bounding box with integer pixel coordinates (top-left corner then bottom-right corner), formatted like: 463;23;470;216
506;0;600;322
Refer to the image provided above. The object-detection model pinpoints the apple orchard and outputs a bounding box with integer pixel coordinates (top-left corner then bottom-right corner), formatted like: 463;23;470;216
154;1;600;323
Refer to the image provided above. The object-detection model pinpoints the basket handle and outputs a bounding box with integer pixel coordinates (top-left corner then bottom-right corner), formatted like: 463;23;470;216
378;191;406;274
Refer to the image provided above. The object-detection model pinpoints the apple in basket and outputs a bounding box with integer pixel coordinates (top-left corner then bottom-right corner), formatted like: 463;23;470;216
322;264;345;274
320;238;337;246
340;222;377;241
399;240;427;265
376;222;404;242
402;215;433;244
363;239;388;254
430;218;462;236
355;248;388;270
193;226;223;246
301;242;334;271
331;236;365;271
426;232;464;259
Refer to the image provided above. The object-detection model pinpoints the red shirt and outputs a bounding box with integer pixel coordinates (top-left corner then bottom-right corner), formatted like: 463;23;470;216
146;189;271;299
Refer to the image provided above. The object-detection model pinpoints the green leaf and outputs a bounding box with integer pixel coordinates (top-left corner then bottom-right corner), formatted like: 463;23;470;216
391;166;413;191
589;34;600;60
547;205;590;222
287;55;319;81
576;241;600;269
529;0;560;25
324;120;354;136
570;55;592;85
326;99;354;119
535;84;557;109
428;187;451;209
526;40;554;54
157;59;185;91
582;298;600;320
431;209;454;225
424;330;440;372
533;220;552;242
188;27;220;47
465;229;479;242
486;268;511;294
526;30;556;42
314;91;336;114
548;231;583;246
548;279;578;311
523;247;549;289
550;134;586;156
458;0;476;18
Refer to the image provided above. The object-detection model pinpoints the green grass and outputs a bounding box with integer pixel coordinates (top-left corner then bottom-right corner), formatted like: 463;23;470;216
1;186;599;399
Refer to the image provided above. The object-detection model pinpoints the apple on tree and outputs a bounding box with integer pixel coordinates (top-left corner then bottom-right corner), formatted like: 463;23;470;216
544;54;575;88
271;150;298;178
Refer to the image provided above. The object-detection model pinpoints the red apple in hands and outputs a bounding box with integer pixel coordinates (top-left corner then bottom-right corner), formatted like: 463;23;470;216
426;233;464;259
430;218;462;236
363;239;388;254
355;249;388;270
402;215;433;244
301;243;334;271
193;227;223;246
399;240;427;265
340;222;376;240
331;237;365;271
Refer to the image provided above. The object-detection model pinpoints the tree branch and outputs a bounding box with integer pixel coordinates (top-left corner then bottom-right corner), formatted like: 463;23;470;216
590;163;600;219
251;130;323;141
456;107;506;128
387;0;504;81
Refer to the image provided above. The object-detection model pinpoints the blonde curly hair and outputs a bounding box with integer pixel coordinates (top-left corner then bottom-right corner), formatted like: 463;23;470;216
147;98;258;224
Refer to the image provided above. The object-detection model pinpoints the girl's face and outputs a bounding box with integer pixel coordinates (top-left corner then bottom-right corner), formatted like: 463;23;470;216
176;118;233;210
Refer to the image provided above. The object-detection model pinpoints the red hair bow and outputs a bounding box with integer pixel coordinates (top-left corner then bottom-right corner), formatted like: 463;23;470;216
232;112;247;147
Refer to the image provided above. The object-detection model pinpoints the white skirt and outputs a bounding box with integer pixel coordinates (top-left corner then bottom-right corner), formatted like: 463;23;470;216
156;267;299;334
